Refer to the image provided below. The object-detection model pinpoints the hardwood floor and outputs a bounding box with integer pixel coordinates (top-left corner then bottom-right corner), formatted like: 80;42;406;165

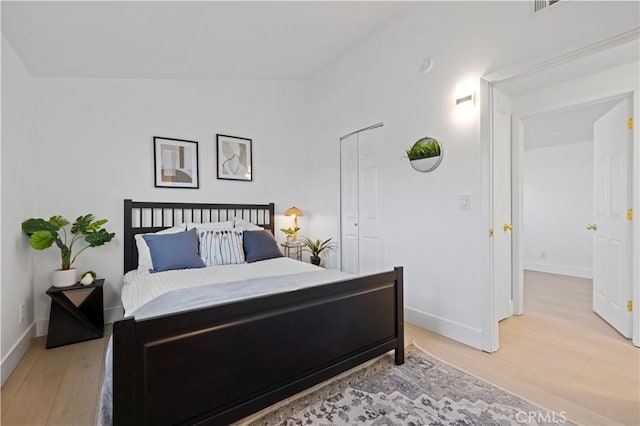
2;271;638;425
407;271;639;426
1;328;110;426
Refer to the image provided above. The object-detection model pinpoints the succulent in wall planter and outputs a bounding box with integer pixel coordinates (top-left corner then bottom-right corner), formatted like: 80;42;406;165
21;215;115;288
301;237;335;266
406;137;443;172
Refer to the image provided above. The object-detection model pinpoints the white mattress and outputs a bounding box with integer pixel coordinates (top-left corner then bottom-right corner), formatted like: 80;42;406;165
122;257;324;317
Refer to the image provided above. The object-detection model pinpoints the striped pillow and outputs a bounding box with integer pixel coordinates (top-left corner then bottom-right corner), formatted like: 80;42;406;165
198;229;245;266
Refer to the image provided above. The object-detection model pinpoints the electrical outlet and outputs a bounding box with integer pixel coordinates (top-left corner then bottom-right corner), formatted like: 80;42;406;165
19;304;25;323
540;251;547;260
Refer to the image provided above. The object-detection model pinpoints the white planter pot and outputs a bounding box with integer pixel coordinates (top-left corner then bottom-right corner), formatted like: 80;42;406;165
52;268;78;288
410;155;442;172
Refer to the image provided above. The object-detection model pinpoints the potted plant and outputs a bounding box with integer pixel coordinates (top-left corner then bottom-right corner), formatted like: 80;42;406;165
280;227;301;242
301;237;335;266
22;214;115;287
406;137;443;172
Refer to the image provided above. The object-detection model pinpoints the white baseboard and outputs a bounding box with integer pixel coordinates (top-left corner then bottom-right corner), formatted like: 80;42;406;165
404;306;483;350
524;261;592;279
1;322;36;386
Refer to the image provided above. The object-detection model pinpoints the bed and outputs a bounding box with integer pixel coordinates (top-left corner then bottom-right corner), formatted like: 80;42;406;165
109;199;404;425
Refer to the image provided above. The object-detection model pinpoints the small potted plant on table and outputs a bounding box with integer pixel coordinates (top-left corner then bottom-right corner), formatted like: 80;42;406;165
22;214;115;287
301;237;335;266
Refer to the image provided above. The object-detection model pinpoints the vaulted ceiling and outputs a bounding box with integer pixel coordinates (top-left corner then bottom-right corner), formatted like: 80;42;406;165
1;1;411;79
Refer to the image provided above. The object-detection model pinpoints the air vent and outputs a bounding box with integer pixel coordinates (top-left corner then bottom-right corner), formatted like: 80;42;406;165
533;0;560;13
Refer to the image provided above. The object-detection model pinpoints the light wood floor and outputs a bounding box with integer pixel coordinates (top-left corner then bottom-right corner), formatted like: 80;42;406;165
2;271;638;425
408;271;639;426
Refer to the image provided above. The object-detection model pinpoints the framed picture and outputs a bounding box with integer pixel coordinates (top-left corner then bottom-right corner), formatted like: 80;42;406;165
217;134;252;181
153;137;199;189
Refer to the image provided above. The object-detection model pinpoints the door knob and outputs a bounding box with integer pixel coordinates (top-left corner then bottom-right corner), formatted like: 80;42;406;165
587;224;597;231
503;224;512;232
354;223;358;227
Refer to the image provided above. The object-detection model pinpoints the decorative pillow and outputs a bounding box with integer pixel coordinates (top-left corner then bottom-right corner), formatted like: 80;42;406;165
142;228;204;273
135;224;186;271
243;230;283;263
199;229;245;266
233;217;264;231
187;221;234;231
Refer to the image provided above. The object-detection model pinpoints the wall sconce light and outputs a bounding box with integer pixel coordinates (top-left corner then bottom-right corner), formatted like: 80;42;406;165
455;80;477;122
455;93;474;106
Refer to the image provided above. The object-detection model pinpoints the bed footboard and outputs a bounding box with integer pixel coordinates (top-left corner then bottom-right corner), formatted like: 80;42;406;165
113;267;404;425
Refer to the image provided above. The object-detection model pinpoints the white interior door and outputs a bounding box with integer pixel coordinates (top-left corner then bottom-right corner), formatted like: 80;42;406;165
340;134;359;274
493;87;514;322
340;125;383;275
357;126;383;275
592;98;632;337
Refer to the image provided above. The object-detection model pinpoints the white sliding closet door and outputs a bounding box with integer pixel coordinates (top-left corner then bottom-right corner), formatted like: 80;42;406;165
340;125;383;275
341;133;360;274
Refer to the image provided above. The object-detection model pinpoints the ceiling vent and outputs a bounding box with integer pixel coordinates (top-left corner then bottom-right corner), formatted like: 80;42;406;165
533;0;560;13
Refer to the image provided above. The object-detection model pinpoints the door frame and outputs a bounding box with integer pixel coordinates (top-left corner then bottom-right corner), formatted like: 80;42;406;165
480;32;640;352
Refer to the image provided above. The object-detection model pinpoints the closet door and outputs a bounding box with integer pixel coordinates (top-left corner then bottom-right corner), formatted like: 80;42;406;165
341;134;359;274
340;125;383;275
357;127;382;275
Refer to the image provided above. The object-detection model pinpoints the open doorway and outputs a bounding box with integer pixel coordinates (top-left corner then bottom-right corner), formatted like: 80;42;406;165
479;34;640;353
519;96;633;340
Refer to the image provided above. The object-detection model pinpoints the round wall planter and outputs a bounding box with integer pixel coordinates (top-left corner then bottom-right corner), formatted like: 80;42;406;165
410;156;442;172
52;268;78;288
407;137;443;173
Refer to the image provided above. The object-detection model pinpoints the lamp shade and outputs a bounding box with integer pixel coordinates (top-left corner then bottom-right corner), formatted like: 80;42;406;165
284;206;303;217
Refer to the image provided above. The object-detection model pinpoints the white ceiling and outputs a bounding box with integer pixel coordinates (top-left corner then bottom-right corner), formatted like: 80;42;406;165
1;1;410;80
524;98;624;150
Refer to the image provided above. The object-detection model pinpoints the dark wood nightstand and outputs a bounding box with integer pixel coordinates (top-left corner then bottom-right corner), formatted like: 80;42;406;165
45;279;105;349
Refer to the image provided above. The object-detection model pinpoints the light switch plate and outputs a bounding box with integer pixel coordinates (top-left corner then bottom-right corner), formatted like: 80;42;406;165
459;193;471;210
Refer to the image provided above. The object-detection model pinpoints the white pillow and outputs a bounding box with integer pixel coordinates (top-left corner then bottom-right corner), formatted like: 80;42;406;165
135;224;186;271
233;217;264;231
187;221;234;231
198;229;245;266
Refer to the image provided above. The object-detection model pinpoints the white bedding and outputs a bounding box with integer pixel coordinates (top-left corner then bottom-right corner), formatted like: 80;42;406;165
122;257;324;317
99;259;353;426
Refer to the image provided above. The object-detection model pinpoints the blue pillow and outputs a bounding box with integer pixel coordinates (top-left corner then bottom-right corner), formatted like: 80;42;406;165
243;230;283;263
142;228;205;273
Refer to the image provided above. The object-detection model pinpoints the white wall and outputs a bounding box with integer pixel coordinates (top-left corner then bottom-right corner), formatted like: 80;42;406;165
31;78;311;327
1;35;36;384
524;141;593;278
307;1;639;348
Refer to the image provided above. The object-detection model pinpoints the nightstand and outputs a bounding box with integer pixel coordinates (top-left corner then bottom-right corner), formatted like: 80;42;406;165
45;279;105;349
280;241;304;261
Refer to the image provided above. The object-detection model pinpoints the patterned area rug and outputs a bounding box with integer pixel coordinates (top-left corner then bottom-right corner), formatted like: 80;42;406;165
239;344;573;426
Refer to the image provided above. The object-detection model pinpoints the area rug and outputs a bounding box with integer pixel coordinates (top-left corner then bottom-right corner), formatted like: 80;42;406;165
238;344;574;426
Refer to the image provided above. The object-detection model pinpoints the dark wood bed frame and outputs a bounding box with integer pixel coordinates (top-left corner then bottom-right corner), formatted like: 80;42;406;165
113;199;404;425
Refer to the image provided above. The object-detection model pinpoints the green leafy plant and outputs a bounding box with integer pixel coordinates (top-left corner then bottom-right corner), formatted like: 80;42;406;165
301;237;335;257
280;227;301;236
22;214;115;270
405;139;441;160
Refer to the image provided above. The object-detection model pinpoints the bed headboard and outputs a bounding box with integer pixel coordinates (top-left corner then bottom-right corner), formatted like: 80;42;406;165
123;199;275;274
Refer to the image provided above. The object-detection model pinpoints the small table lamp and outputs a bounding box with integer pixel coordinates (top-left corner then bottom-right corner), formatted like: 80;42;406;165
284;206;303;241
